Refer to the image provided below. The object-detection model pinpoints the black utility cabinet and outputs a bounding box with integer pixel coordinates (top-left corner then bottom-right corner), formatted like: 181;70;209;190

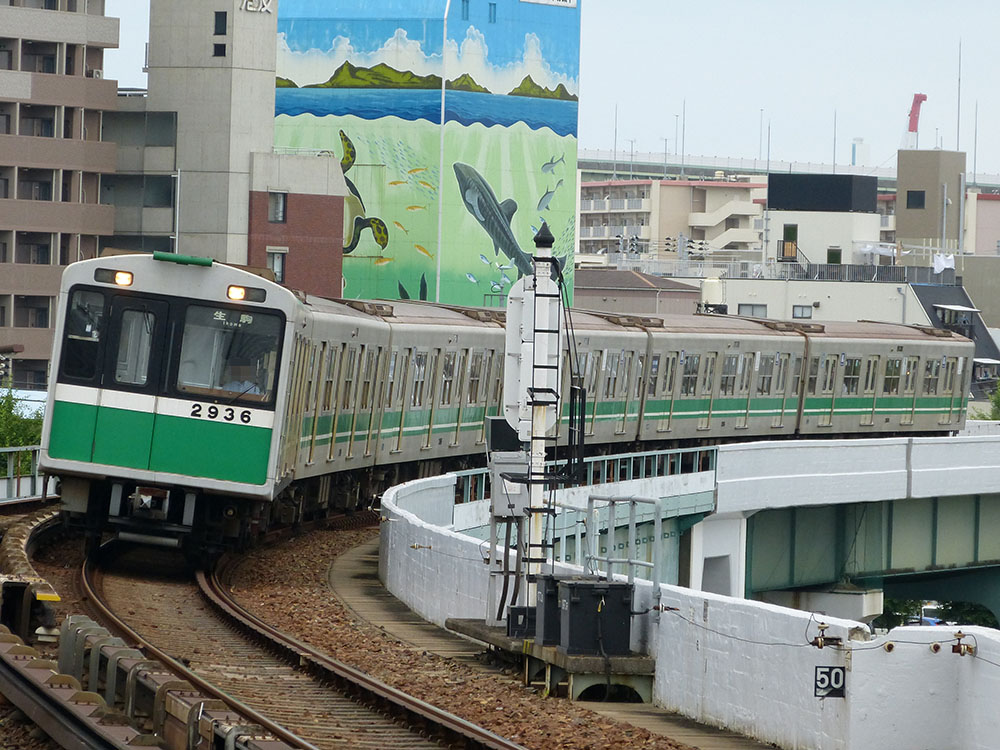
507;605;536;638
534;574;563;646
558;580;633;656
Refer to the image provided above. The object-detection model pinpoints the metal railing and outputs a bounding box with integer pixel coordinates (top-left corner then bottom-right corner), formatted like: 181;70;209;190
1;446;45;501
453;445;717;504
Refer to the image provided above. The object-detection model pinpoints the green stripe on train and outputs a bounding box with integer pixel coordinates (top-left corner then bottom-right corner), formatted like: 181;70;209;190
49;401;270;485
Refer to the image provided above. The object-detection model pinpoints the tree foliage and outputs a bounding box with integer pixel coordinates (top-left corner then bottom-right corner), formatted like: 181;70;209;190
0;388;42;477
969;387;1000;420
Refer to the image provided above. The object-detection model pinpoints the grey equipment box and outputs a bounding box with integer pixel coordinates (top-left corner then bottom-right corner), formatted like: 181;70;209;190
534;574;563;646
507;606;536;638
558;580;633;656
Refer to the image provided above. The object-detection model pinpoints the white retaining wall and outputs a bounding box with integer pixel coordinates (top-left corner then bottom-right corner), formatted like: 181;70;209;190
380;469;1000;750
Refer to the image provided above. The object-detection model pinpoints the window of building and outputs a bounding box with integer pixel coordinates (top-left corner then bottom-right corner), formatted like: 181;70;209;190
266;246;287;283
792;305;813;319
214;11;227;35
213;43;226;58
738;303;766;317
461;0;469;20
489;2;497;22
906;190;925;209
268;192;286;223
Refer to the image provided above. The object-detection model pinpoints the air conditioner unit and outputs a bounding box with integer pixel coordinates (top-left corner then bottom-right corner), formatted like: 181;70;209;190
92;70;103;79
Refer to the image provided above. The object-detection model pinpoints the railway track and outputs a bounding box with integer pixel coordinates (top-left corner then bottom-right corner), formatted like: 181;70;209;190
82;531;524;750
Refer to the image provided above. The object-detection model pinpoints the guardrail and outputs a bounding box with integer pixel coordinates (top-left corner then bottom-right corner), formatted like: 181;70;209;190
1;446;46;501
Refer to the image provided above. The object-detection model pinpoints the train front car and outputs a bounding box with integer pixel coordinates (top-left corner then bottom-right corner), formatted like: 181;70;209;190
40;253;299;553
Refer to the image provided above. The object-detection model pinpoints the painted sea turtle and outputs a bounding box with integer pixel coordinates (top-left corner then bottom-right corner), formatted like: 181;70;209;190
340;130;389;253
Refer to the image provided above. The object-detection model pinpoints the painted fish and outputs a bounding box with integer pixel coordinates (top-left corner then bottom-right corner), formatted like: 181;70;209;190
490;282;503;292
541;154;565;174
388;180;407;186
500;273;512;285
479;253;492;265
537;178;564;212
496;262;513;271
418;180;435;190
407;167;428;174
452;162;534;277
374;257;394;266
466;273;478;284
393;221;409;234
406;205;426;211
415;244;434;259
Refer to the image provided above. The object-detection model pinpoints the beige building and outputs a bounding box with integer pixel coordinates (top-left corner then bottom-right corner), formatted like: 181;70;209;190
895;149;966;249
573;268;699;315
0;0;119;388
578;178;765;261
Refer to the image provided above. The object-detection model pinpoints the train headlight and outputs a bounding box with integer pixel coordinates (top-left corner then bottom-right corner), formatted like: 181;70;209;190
226;285;267;303
94;268;134;286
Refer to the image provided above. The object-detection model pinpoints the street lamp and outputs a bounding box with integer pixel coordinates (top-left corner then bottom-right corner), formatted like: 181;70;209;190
660;136;669;178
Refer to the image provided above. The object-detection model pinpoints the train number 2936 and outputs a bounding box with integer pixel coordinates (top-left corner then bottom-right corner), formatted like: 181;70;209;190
190;404;252;424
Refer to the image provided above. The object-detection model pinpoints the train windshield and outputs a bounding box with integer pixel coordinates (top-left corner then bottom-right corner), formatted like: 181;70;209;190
176;305;283;403
62;289;107;379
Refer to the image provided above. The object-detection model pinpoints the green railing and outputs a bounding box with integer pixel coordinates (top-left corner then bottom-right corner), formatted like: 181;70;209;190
1;446;44;501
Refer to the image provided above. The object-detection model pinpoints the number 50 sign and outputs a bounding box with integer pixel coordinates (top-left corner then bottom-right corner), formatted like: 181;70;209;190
814;666;846;698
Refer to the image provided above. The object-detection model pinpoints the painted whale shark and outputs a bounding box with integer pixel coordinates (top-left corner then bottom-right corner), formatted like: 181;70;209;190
453;162;535;278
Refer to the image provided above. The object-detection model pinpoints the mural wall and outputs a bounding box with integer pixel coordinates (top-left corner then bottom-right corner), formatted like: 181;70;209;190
275;0;580;305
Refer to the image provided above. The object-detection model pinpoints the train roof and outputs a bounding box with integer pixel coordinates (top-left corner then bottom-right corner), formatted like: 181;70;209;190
810;320;971;342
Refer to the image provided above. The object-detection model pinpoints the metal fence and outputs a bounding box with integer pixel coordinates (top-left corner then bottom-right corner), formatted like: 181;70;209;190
1;445;46;501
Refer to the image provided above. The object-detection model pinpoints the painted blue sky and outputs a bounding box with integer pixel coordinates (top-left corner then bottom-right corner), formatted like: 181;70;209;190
278;0;580;80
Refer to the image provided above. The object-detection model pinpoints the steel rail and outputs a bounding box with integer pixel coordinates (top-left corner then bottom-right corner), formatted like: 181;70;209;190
202;558;528;750
80;547;322;750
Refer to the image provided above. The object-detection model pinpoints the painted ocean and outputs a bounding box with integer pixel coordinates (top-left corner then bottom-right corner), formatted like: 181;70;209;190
276;88;579;137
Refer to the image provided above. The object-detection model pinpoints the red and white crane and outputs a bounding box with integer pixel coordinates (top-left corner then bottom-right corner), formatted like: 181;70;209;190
903;93;927;149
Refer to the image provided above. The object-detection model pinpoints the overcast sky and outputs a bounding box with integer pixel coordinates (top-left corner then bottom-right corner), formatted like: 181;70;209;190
103;1;1000;177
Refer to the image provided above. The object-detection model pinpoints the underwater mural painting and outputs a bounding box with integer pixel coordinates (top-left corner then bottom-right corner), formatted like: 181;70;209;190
275;0;580;305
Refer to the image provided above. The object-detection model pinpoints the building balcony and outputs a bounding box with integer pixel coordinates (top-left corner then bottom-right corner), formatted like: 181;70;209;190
0;198;113;234
581;198;650;213
708;227;762;247
2;5;119;48
0;133;116;172
880;214;895;230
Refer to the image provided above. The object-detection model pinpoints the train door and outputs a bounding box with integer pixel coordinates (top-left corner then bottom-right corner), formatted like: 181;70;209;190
394;348;413;453
623;352;643;436
471;350;489;445
282;336;310;473
365;347;384;457
349;346;374;458
423;349;441;449
736;352;754;429
586;350;604;436
818;354;838;427
338;346;358;458
772;353;790;427
451;349;467;447
698;352;717;430
325;345;344;461
93;296;169;468
640;353;659;434
306;343;325;464
900;356;919;425
657;352;677;432
860;355;879;426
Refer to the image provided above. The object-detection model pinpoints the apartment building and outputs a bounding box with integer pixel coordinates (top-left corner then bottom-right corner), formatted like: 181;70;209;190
578;178;765;261
0;0;118;388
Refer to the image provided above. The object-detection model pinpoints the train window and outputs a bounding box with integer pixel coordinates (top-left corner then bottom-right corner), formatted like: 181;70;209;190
113;309;155;386
790;355;803;394
720;355;738;395
176;305;282;402
647;354;660;396
441;351;456;405
757;355;774;395
62;289;106;380
587;351;604;395
903;356;920;394
821;356;837;393
807;356;820;393
411;352;427;407
883;357;902;394
305;346;318;406
923;358;941;395
662;353;677;395
863;356;880;394
360;349;376;408
738;353;753;394
468;351;483;404
943;357;957;392
680;354;699;396
701;353;716;395
489;350;502;402
604;351;621;398
842;357;861;395
341;347;358;409
385;350;398;406
775;354;789;394
634;354;644;398
322;347;338;411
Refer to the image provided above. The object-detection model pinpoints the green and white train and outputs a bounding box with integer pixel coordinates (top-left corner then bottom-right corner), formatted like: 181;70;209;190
40;253;974;553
